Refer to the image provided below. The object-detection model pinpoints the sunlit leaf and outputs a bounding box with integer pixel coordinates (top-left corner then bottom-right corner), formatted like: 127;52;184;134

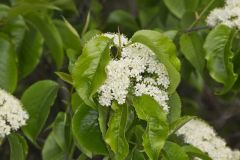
72;36;112;108
132;95;168;160
163;141;189;160
131;30;180;94
204;25;238;94
105;103;129;160
182;145;211;160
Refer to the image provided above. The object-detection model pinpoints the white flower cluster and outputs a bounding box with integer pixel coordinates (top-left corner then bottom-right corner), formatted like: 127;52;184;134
206;0;240;29
98;34;170;111
103;33;128;47
176;119;240;160
0;89;28;138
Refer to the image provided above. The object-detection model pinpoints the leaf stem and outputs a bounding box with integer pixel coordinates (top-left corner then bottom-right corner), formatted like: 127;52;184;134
182;26;212;33
188;0;216;29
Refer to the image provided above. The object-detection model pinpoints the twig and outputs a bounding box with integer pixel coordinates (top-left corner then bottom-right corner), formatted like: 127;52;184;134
182;26;212;33
188;0;216;29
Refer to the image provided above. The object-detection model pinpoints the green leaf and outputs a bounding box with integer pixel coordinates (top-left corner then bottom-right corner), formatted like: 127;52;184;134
163;0;185;18
184;0;199;12
107;10;139;33
21;80;59;143
163;141;189;160
72;35;112;108
169;116;194;135
72;104;108;157
26;14;64;68
167;92;181;123
54;19;82;53
82;29;101;44
0;33;18;93
7;2;60;20
131;30;180;94
132;95;168;160
52;112;67;150
98;105;108;136
3;16;26;53
105;103;129;160
204;25;238;94
180;33;205;74
43;112;73;160
127;147;146;160
71;92;84;113
42;132;65;160
55;72;73;85
182;145;211;160
18;26;43;78
8;133;28;160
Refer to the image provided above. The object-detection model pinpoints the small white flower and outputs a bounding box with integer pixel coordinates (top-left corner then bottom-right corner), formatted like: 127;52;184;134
103;33;129;47
0;88;29;138
97;34;170;111
176;119;239;160
206;0;240;29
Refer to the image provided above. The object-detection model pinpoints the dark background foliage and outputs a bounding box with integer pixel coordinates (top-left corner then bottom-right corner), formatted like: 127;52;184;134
0;0;239;159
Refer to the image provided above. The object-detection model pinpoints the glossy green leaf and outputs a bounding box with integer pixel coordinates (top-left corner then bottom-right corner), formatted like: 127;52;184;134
169;116;194;135
71;92;84;113
163;141;189;160
132;95;169;160
72;36;112;108
204;25;238;94
182;145;211;160
180;33;205;74
21;80;59;143
131;30;180;94
98;105;108;136
72;104;108;157
55;72;73;85
54;19;82;53
26;14;64;68
82;29;101;44
0;34;18;93
167;92;181;123
127;148;146;160
131;150;146;160
18;26;43;78
42;132;65;160
105;103;129;160
8;133;28;160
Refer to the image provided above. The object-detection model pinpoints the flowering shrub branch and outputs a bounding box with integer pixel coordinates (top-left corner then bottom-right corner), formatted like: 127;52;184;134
0;0;240;160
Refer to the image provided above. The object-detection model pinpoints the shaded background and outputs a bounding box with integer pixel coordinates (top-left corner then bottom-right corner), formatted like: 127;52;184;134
0;0;239;159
